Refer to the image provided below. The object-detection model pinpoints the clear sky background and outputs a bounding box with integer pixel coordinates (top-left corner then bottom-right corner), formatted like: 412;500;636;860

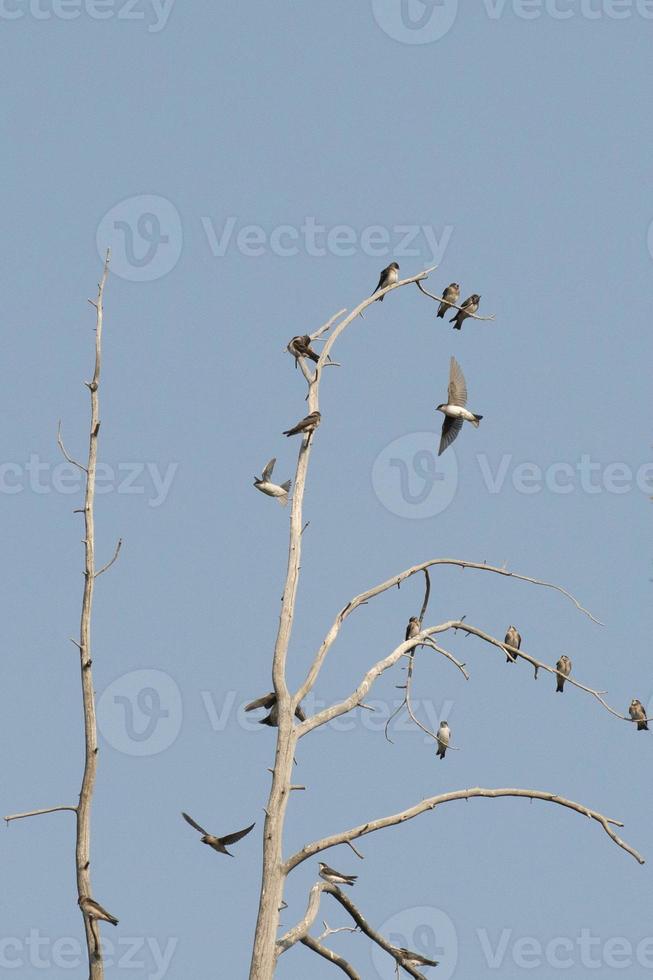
2;1;653;977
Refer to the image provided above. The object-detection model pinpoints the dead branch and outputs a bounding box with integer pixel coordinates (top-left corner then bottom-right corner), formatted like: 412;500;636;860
4;806;77;824
417;569;431;625
284;788;644;874
301;935;361;979
294;558;602;708
94;538;123;579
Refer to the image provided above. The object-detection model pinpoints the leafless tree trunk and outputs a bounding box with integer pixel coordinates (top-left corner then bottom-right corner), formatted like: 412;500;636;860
246;267;645;978
5;253;120;979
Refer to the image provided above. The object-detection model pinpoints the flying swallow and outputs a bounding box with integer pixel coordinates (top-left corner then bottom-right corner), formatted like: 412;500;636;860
283;410;321;438
318;862;357;886
436;356;483;456
78;895;119;926
181;812;255;855
437;282;460;318
629;699;649;731
436;720;450;759
253;458;291;506
450;293;480;330
245;691;306;726
555;655;572;692
393;947;440;969
504;625;521;663
372;262;399;302
287;334;319;364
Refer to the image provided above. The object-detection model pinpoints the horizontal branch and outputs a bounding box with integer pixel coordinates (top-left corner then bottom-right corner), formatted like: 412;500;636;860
4;805;77;824
293;558;601;711
284;787;644;874
415;280;496;321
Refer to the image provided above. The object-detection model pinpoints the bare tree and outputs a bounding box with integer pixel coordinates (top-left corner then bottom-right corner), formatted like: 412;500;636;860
244;267;645;979
5;253;120;979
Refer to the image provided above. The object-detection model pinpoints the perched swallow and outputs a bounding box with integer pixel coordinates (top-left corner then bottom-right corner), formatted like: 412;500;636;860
504;625;522;663
556;655;572;693
372;262;399;301
318;862;357;886
253;458;291;506
629;699;649;731
287;334;319;364
405;616;421;643
283;410;321;438
436;721;450;759
450;293;480;330
245;691;306;726
436;356;483;456
78;895;119;926
181;812;255;855
393;947;440;969
437;282;460;318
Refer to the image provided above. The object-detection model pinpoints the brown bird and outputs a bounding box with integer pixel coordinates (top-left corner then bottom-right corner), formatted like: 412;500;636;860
504;625;521;663
181;812;255;855
318;862;357;886
437;282;460;318
283;410;321;438
78;895;119;926
555;655;572;693
629;699;649;731
405;616;421;644
245;692;306;727
287;334;319;364
372;261;399;301
450;293;480;330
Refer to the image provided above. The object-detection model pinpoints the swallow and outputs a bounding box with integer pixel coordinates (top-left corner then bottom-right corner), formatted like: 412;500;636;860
372;262;399;301
245;691;306;726
555;655;572;692
437;282;460;318
283;410;321;438
78;895;119;926
450;293;480;330
253;458;291;506
393;947;440;969
504;625;521;663
287;334;319;364
181;812;255;855
629;699;649;731
436;356;483;456
405;616;421;644
436;720;450;759
318;862;357;886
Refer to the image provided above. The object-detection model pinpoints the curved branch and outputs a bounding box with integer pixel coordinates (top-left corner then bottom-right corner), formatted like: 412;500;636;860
277;882;326;953
284;788;644;874
301;935;361;979
294;558;602;707
415;279;496;321
417;569;431;625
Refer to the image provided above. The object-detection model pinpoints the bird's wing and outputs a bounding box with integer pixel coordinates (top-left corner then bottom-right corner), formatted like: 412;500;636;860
182;811;208;836
438;416;463;456
447;356;468;406
220;822;256;846
245;692;276;712
261;458;276;482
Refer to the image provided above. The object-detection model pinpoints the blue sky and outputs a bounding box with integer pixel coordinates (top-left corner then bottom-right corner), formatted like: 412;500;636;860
2;2;653;977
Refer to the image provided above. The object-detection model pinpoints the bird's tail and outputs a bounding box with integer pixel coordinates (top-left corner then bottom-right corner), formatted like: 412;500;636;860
436;307;446;318
638;721;649;731
344;876;358;885
277;481;291;506
471;415;483;428
556;679;564;693
282;428;295;437
452;322;461;330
